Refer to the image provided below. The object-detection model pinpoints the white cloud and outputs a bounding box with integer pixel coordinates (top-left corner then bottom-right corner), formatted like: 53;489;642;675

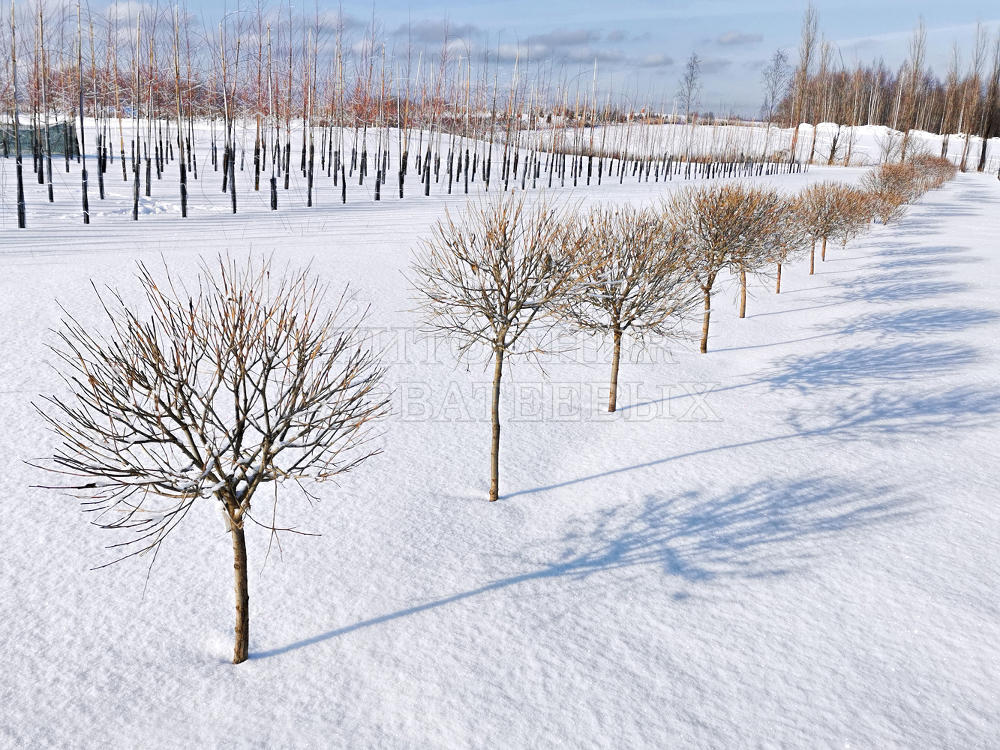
716;31;763;46
393;20;479;44
639;53;675;68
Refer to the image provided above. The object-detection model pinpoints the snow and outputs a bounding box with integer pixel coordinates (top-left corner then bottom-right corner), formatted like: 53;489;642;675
1;127;999;747
528;120;999;170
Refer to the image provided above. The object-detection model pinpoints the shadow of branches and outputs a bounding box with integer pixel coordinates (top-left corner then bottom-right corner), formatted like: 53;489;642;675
829;307;1000;338
784;385;1000;440
840;278;970;304
760;342;978;392
256;475;915;659
507;384;999;499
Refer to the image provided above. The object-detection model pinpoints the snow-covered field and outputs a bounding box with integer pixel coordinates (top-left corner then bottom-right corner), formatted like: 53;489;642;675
1;138;999;747
532;121;998;169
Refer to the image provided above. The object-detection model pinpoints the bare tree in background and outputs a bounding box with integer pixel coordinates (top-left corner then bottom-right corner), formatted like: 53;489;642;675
9;0;26;228
411;193;588;502
899;18;927;162
563;207;699;413
940;44;962;159
806;40;832;164
789;3;818;162
760;48;790;159
960;24;988;172
34;258;389;664
75;0;90;224
976;30;1000;173
677;52;701;158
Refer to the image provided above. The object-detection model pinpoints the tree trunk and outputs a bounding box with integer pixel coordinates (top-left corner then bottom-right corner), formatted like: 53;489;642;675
809;241;815;275
179;160;187;218
700;287;712;354
231;521;250;664
739;270;747;318
608;326;622;412
821;235;827;262
228;145;237;214
489;348;504;502
11;4;26;228
776;262;782;293
977;127;990;172
132;144;140;221
15;154;25;229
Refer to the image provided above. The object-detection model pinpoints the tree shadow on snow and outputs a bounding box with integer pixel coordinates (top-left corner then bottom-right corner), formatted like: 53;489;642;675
839;278;970;304
872;255;983;271
635;340;978;401
828;307;1000;338
759;341;978;393
872;242;970;268
713;306;996;355
874;243;970;259
511;384;998;499
255;474;915;660
826;243;967;267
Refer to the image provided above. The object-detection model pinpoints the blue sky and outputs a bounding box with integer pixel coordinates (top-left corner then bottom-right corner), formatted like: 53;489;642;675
172;0;999;114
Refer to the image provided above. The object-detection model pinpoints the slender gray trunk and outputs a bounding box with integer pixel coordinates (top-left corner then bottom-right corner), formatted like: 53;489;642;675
700;286;712;354
231;521;249;664
609;326;622;412
11;0;26;228
739;270;747;318
489;348;504;502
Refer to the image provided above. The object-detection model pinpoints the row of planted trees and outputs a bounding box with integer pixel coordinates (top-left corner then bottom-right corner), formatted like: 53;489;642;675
412;155;958;502
6;0;928;231
36;150;957;665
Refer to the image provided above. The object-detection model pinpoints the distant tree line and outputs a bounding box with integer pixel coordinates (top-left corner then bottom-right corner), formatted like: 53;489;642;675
768;4;1000;171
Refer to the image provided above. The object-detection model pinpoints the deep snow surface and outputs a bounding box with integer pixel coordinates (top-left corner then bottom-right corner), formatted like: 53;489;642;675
1;135;999;748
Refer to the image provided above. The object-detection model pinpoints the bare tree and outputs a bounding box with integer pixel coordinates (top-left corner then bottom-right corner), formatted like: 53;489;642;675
773;194;810;294
977;30;1000;173
941;44;962;158
760;48;790;158
10;0;25;228
34;258;389;664
677;51;702;123
677;51;701;159
960;24;988;172
562;206;699;413
789;3;818;161
875;129;903;164
733;196;806;310
411;193;587;502
900;18;927;162
910;154;959;189
75;0;89;224
797;182;870;272
806;39;832;164
666;184;791;352
861;163;923;224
